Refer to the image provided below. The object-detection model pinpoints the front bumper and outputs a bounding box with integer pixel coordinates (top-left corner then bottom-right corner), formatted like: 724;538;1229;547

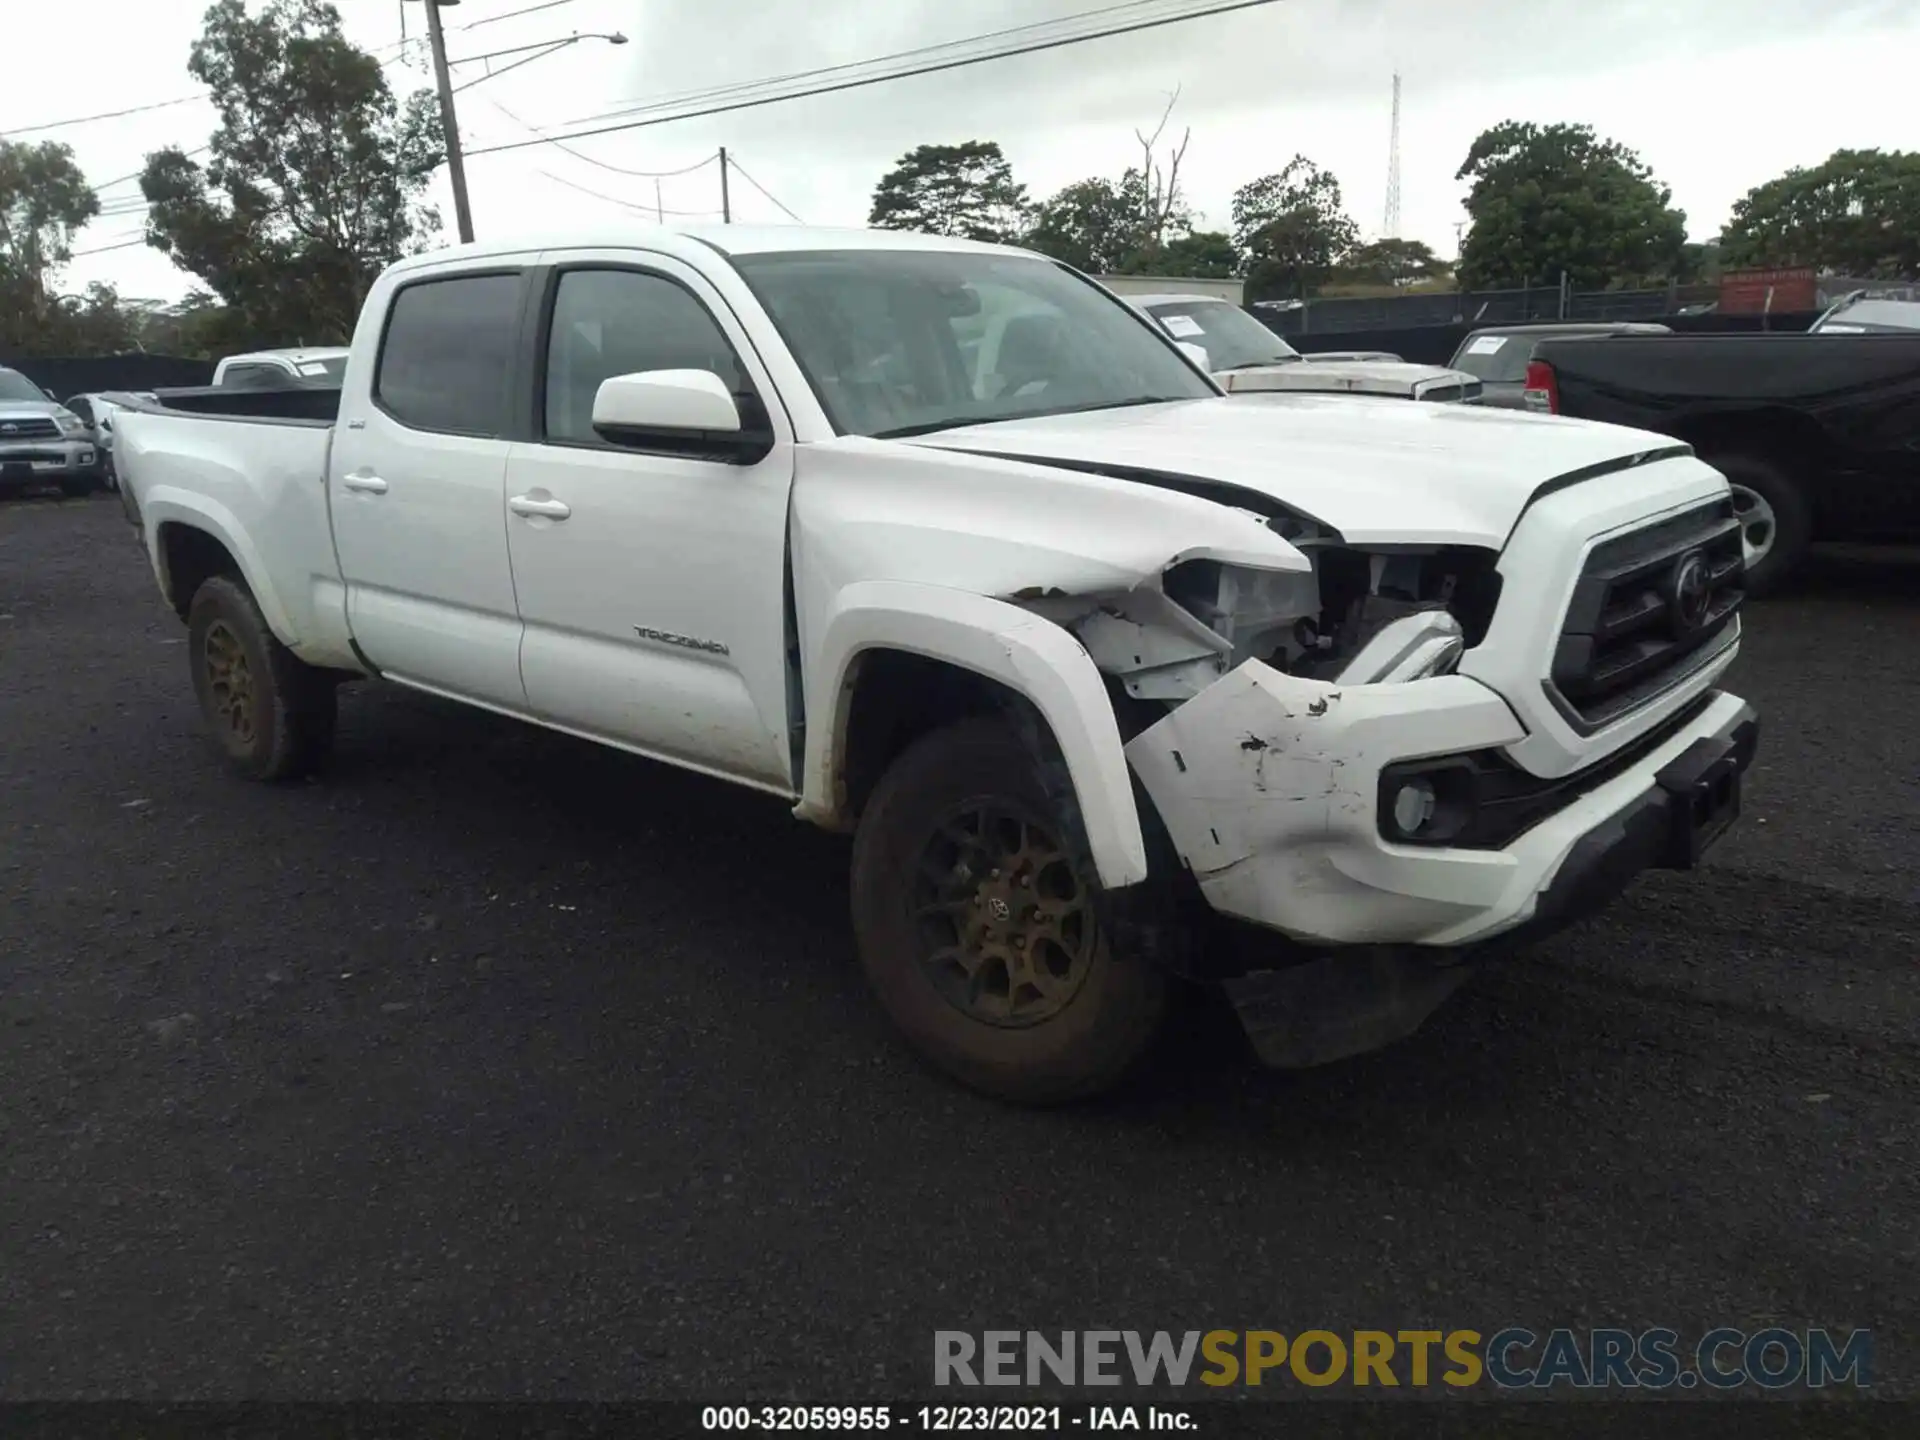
0;438;96;482
1126;660;1756;950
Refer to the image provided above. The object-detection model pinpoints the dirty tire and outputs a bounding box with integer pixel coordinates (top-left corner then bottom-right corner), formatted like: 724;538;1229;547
186;574;336;781
1709;451;1810;598
850;716;1168;1104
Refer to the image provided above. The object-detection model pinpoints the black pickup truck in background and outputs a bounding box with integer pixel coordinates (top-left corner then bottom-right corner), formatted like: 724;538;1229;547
1524;332;1920;593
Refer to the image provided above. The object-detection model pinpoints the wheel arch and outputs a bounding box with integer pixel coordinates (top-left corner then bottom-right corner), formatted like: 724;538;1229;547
796;581;1151;890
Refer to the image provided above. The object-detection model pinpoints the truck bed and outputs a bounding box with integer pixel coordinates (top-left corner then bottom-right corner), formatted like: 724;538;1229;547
115;399;351;667
1530;332;1920;422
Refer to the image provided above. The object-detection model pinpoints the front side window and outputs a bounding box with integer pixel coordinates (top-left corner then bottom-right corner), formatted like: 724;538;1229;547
1144;300;1300;372
731;249;1215;438
375;273;522;434
542;268;751;444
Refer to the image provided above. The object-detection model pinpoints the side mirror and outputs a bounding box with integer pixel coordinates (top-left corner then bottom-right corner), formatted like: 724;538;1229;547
593;369;742;437
1176;340;1213;371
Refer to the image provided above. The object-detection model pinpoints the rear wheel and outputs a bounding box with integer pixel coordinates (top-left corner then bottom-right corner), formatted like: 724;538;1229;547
187;575;337;781
850;716;1169;1104
1708;452;1811;597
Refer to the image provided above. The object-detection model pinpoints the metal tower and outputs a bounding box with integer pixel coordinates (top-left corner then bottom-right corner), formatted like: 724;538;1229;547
1383;72;1403;238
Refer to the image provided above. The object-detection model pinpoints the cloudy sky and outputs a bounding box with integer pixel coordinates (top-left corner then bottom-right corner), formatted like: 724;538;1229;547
8;0;1917;305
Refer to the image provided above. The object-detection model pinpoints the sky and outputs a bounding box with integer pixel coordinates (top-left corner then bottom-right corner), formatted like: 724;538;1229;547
6;0;1918;307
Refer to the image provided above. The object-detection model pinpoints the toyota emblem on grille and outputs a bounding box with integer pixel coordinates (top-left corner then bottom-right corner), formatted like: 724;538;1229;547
1668;549;1713;633
0;423;16;434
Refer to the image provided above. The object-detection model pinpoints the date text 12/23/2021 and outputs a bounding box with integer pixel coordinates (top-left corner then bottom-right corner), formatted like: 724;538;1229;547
702;1406;1193;1432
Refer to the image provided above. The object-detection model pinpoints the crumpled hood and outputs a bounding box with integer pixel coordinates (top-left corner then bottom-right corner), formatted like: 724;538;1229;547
903;395;1703;548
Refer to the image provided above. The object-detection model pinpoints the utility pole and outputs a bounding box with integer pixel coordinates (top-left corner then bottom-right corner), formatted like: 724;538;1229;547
719;146;731;224
423;0;475;244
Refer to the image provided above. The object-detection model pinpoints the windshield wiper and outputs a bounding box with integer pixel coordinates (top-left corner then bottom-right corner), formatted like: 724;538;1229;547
1219;358;1298;371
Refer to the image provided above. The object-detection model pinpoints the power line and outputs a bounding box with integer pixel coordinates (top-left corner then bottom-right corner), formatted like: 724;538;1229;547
459;0;581;31
723;155;804;224
2;94;203;138
480;95;718;178
69;236;150;258
570;0;1177;129
463;0;1282;159
536;169;724;218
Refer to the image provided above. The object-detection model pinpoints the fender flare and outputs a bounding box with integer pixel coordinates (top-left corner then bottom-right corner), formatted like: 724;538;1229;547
143;488;301;647
797;579;1150;890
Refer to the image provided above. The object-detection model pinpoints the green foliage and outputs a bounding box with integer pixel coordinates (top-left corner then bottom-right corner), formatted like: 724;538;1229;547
1335;237;1445;288
1230;158;1359;301
868;141;1031;243
140;0;444;347
1720;149;1920;278
1024;174;1149;273
1455;121;1686;290
1119;230;1236;279
0;139;103;355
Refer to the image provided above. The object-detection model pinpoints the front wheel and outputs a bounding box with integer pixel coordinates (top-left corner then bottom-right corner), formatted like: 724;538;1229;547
850;716;1169;1104
186;574;337;781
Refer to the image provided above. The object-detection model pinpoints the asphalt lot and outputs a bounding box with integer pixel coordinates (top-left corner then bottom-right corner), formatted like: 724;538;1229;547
2;494;1917;1401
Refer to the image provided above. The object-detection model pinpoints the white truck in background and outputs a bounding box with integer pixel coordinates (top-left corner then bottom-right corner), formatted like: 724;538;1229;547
116;227;1758;1102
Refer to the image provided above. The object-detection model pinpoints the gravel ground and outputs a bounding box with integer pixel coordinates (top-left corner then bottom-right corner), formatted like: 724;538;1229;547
2;496;1917;1401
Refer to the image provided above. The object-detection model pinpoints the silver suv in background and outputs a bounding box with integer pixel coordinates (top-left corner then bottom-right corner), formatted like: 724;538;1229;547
1134;294;1485;403
1448;322;1672;409
0;368;101;498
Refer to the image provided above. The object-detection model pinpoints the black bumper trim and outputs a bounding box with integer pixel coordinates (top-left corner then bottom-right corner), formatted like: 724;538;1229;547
1489;701;1758;952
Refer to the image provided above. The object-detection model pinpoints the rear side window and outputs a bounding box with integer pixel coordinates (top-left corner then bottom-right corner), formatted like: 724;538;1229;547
376;273;522;434
220;363;282;390
1450;334;1536;384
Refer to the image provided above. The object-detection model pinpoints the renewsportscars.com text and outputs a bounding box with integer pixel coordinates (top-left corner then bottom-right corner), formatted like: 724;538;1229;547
934;1328;1871;1391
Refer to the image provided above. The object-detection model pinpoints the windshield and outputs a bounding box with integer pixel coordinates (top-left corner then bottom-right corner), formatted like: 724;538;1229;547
1813;299;1920;334
1448;333;1543;383
730;250;1215;438
1144;299;1299;370
0;369;50;403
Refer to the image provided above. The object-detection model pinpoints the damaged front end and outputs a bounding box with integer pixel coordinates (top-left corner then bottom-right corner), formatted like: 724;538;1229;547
1013;522;1529;1068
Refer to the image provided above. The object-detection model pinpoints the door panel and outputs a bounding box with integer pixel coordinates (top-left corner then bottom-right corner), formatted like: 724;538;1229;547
329;267;530;707
504;256;797;791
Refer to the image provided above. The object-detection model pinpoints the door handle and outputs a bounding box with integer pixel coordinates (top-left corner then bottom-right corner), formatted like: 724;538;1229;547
508;494;571;520
342;474;388;494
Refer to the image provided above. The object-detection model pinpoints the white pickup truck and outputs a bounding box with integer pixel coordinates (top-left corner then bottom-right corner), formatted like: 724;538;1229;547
117;226;1758;1102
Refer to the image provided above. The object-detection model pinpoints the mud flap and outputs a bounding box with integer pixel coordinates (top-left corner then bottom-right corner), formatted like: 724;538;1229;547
1222;948;1479;1070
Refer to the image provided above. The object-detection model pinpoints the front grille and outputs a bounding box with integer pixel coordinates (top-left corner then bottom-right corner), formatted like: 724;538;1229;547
0;417;59;440
1547;499;1743;731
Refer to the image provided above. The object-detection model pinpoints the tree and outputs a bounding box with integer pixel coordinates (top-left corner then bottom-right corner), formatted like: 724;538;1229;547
1720;149;1920;278
0;139;102;355
1455;121;1686;290
140;0;443;348
1119;230;1237;279
1024;175;1147;272
1230;158;1359;301
1335;237;1446;288
1129;91;1193;261
868;141;1030;243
